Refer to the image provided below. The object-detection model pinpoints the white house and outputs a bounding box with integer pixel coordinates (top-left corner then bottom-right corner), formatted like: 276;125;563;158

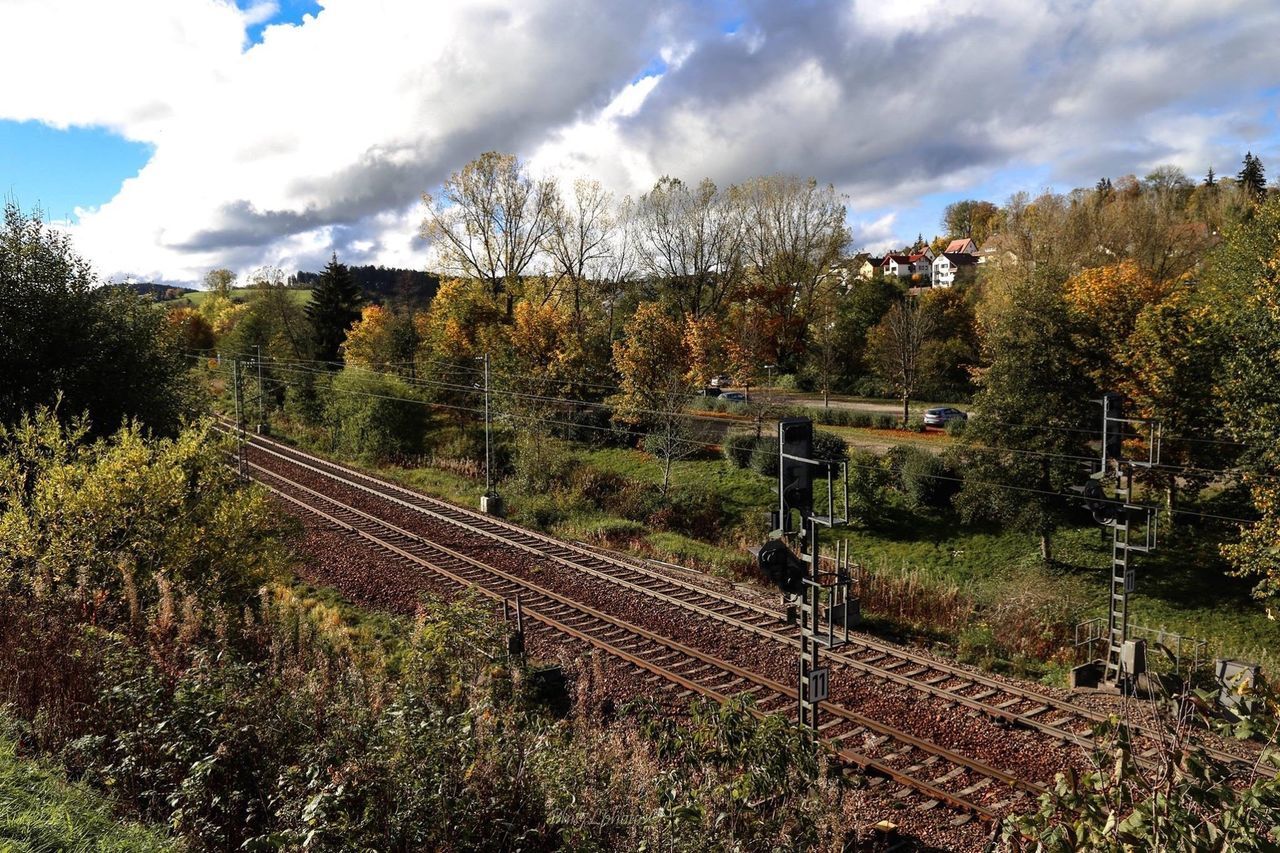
932;252;979;287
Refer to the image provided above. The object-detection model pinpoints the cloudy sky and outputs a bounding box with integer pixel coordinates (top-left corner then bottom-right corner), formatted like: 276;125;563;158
3;0;1279;285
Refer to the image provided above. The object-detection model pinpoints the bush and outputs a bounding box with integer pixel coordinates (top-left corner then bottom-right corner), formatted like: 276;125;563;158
888;445;957;509
659;482;725;539
874;414;897;430
723;432;758;468
811;429;848;469
945;416;968;437
848;412;874;429
749;436;779;477
327;369;426;461
847;449;890;524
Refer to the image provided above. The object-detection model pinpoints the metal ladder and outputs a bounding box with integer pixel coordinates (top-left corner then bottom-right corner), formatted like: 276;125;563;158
1104;496;1131;684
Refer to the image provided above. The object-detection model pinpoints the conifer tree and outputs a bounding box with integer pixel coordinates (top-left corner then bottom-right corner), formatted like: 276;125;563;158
1204;166;1216;187
1237;152;1266;200
306;253;363;363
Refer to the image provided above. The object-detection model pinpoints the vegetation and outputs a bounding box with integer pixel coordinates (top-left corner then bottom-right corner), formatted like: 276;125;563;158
0;202;194;435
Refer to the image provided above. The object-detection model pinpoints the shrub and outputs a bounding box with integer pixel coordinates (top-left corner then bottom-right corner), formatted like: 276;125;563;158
848;412;874;429
722;432;758;468
945;416;968;437
327;369;426;461
847;449;890;524
811;429;848;470
888;445;956;509
874;414;896;430
748;436;779;477
661;482;725;539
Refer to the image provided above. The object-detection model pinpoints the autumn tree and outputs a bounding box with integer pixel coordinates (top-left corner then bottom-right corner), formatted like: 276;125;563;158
1064;260;1170;391
954;270;1093;563
868;296;937;425
635;177;744;320
543;178;615;320
941;199;1001;246
422;151;556;308
1215;195;1280;602
305;254;363;363
341;304;422;375
611;302;699;494
734;175;848;364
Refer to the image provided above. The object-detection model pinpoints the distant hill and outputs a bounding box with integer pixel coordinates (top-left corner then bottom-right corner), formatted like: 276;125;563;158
289;265;440;306
113;282;196;301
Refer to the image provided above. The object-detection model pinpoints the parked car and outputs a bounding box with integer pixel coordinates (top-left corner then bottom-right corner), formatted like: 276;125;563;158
720;391;747;403
695;386;722;397
923;406;967;427
709;374;732;388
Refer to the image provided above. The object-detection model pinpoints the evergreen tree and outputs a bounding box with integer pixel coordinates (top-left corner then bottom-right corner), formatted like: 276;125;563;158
306;253;363;363
1237;152;1266;200
1095;177;1113;195
1204;166;1216;188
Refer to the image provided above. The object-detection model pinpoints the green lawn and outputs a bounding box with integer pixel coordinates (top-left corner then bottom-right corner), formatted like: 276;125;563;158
0;724;174;852
172;287;311;308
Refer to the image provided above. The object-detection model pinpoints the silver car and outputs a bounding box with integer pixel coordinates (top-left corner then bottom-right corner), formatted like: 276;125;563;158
923;406;967;427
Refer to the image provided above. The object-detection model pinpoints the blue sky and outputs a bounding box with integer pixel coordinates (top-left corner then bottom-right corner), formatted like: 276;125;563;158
2;0;1279;282
1;122;151;221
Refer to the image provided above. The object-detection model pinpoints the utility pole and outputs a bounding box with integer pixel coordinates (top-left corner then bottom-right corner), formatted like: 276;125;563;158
254;344;265;432
232;357;247;481
477;352;502;515
1077;393;1160;693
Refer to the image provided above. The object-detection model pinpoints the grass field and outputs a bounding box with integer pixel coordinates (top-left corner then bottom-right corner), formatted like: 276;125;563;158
0;722;173;852
172;287;312;308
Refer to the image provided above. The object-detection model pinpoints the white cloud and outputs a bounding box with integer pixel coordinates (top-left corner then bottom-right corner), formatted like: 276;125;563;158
3;0;1280;282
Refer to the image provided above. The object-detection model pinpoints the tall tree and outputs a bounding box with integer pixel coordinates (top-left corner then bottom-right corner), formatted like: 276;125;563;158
734;175;849;366
1204;166;1217;188
0;202;191;434
203;268;235;297
543;178;615;320
635;177;744;320
306;254;363;363
421;151;557;308
953;269;1093;563
1216;195;1280;603
867;296;937;425
1237;152;1267;200
941;199;1001;245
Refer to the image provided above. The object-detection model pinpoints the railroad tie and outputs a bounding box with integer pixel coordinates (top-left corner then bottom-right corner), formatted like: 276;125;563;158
970;689;998;701
957;778;994;797
929;767;966;786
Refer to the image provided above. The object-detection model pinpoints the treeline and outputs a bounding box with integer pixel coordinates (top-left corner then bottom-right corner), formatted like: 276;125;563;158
291;264;441;305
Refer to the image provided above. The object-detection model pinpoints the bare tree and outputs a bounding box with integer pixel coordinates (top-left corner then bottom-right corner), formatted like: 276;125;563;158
869;296;937;426
421;151;556;309
635;177;744;319
543;178;615;319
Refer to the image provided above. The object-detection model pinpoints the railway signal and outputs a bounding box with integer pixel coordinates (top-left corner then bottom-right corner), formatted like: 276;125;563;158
756;416;856;733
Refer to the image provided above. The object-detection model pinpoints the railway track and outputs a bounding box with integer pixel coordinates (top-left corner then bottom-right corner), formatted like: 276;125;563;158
248;454;1032;823
224;424;1268;783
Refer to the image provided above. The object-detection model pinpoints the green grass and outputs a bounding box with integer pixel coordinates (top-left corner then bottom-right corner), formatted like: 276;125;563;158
172;287;312;308
0;723;174;852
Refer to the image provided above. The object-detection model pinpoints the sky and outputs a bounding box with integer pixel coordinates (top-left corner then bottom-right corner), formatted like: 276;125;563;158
2;0;1280;286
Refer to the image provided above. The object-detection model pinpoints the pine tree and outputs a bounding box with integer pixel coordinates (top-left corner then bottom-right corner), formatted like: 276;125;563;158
1095;177;1113;195
1204;166;1217;188
306;253;363;363
1238;152;1266;200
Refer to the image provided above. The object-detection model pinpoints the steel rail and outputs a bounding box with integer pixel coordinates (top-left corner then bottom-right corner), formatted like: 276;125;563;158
249;458;1017;821
220;423;1269;780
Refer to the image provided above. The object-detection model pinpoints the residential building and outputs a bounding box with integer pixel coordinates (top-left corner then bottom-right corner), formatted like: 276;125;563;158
932;252;979;287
